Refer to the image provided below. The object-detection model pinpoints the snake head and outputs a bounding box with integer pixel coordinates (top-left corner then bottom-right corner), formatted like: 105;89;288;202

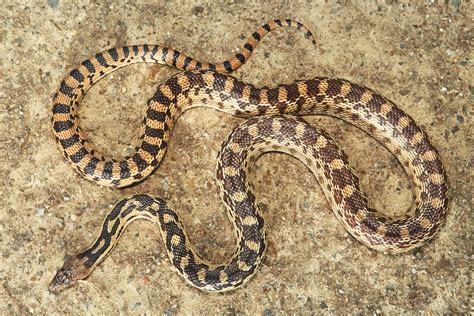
49;255;90;292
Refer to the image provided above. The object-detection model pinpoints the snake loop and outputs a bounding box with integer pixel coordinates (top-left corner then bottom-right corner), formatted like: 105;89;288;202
50;21;448;293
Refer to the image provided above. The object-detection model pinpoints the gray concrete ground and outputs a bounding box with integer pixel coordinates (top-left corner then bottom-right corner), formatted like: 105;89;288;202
0;1;472;314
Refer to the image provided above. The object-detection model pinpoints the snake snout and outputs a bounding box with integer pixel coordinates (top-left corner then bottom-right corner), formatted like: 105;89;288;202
49;267;74;292
49;255;90;292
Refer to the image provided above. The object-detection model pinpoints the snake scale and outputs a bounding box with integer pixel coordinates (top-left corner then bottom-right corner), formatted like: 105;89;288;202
49;19;448;292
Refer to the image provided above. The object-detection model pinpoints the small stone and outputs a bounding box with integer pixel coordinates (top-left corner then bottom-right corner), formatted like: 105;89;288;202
440;87;448;93
264;308;275;316
456;114;464;124
399;89;410;96
320;301;328;309
192;6;204;15
48;0;59;8
161;179;170;191
450;0;461;8
399;43;405;49
133;302;142;310
411;267;417;274
36;207;45;217
436;257;453;271
81;48;90;56
297;294;308;305
62;193;71;201
302;200;311;210
446;49;455;56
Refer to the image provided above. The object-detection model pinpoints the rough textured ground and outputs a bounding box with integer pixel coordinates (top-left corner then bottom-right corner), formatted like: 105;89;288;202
1;1;472;314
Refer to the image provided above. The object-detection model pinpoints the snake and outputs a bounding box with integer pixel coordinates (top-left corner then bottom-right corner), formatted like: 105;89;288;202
49;20;448;292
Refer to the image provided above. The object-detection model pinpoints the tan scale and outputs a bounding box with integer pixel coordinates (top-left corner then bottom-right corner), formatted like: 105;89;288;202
245;240;260;252
422;150;437;161
397;116;411;129
231;191;246;203
219;271;228;284
315;135;328;149
380;103;393;115
242;216;258;226
318;80;329;94
271;119;282;134
430;173;444;185
223;166;238;177
342;185;355;198
241;85;251;103
238;261;250;271
340;82;352;96
179;255;190;271
360;90;374;105
400;226;410;240
197;269;207;283
171;235;181;247
410;132;425;145
329;158;345;170
431;198;443;209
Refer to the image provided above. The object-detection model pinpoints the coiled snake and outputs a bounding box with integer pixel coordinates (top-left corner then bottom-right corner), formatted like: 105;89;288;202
49;20;448;292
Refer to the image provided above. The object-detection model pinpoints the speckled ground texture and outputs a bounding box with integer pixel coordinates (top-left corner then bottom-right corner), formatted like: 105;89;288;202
1;0;472;314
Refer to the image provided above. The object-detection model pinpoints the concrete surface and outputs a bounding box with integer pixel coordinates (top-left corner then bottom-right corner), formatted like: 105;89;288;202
1;0;472;314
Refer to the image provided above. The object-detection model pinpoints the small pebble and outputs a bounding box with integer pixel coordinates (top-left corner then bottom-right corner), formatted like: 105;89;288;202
411;267;417;274
48;0;59;8
399;89;410;96
133;302;142;310
297;294;308;305
192;6;204;15
450;0;461;8
81;48;90;56
320;301;328;309
264;308;275;316
161;180;170;191
36;207;45;217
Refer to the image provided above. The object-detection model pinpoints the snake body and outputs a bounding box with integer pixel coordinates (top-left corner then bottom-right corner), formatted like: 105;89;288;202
49;20;448;292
